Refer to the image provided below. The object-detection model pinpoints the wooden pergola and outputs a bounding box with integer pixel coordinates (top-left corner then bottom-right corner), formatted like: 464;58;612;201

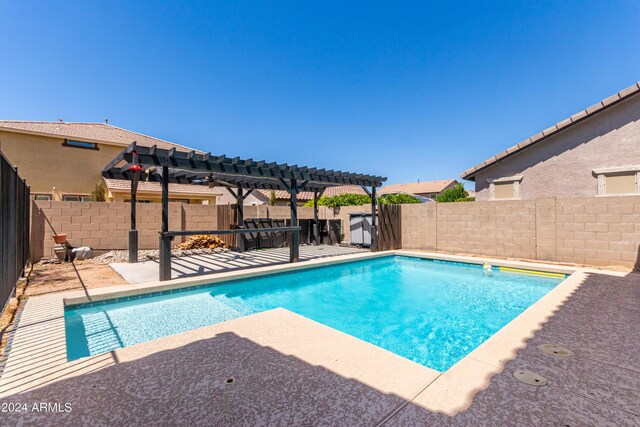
103;143;386;281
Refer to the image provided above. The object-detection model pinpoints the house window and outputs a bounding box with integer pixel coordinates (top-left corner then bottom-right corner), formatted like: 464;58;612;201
62;194;92;202
606;174;636;195
494;182;514;199
170;199;190;204
124;199;153;203
488;175;522;200
63;139;99;150
32;194;52;201
593;166;640;196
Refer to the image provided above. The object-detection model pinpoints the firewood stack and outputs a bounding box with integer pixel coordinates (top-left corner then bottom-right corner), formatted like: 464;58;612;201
175;235;227;250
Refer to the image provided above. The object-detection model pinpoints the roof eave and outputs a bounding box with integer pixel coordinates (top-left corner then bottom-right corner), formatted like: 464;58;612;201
460;81;640;181
0;125;132;148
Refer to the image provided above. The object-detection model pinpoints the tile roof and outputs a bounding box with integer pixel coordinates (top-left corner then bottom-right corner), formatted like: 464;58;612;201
104;178;221;196
0;121;199;152
378;179;458;195
258;190;315;201
461;81;640;180
322;185;368;197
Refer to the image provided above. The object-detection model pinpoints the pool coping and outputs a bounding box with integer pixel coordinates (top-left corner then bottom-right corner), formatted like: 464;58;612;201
0;249;604;416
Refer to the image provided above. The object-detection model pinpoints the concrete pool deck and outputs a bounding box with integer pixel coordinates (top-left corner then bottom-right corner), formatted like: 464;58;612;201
0;251;638;425
110;244;368;284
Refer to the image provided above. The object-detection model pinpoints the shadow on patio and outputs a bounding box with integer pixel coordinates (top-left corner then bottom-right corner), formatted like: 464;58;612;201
110;245;367;284
0;271;638;425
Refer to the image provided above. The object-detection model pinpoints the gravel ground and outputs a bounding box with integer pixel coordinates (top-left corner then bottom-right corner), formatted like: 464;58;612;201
90;247;230;264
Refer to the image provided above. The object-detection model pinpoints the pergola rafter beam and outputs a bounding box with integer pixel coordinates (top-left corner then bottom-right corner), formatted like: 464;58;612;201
103;143;387;281
102;168;361;193
104;144;385;188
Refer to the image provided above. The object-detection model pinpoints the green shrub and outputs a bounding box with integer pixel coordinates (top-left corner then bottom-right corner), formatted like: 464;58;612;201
303;193;372;207
91;180;106;202
378;193;421;204
436;183;469;203
303;192;422;207
268;190;277;206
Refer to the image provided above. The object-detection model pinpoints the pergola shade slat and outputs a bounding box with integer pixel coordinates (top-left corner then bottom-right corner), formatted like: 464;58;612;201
103;144;386;192
103;143;385;281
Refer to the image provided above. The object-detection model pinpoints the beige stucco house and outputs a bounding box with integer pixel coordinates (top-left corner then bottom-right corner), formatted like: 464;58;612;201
0;121;221;204
379;179;459;199
462;82;640;201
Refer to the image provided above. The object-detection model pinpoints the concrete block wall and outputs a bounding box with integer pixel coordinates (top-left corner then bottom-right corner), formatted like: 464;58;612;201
30;202;371;260
31;201;183;260
31;197;640;268
401;196;640;268
535;198;556;261
437;200;537;260
401;204;436;251
553;196;640;267
182;204;218;233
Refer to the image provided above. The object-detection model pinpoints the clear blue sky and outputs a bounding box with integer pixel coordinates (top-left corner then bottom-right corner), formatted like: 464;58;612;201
1;1;639;186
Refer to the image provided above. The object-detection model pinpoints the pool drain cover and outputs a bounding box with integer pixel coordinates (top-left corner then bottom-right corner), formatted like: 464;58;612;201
538;343;574;358
513;369;547;386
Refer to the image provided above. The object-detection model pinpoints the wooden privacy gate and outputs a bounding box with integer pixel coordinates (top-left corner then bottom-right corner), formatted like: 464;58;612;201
216;205;237;247
377;204;402;250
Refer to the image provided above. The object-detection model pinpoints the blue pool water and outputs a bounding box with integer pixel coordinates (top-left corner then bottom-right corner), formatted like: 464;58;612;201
65;256;563;371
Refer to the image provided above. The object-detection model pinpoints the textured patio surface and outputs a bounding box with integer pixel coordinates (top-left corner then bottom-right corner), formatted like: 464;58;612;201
388;270;640;426
0;268;638;425
110;244;367;283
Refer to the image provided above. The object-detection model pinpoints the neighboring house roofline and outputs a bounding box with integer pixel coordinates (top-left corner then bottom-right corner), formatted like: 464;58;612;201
0;120;201;152
460;81;640;181
103;178;222;197
257;189;315;201
379;179;458;195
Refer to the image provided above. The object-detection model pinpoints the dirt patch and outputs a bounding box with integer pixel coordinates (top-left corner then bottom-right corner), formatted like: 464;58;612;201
24;261;127;297
1;262;127;358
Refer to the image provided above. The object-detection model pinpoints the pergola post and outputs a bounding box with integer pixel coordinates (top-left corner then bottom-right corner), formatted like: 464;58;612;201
313;190;319;245
159;165;172;281
290;179;299;262
370;186;378;252
102;143;387;283
128;171;140;263
236;188;245;252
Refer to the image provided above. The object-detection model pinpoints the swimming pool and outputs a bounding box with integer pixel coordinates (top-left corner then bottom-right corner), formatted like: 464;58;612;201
65;255;564;371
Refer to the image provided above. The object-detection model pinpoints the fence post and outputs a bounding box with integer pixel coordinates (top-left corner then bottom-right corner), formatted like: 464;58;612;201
370;186;378;251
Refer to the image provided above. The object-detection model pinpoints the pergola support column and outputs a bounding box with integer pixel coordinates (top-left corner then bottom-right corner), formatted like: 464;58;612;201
236;188;245;252
313;190;319;245
290;179;299;262
370;186;378;252
128;170;140;263
159;165;172;281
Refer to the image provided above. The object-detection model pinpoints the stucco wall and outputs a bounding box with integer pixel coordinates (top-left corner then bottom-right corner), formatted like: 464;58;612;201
401;196;640;268
473;95;640;200
0;130;218;204
0;130;123;199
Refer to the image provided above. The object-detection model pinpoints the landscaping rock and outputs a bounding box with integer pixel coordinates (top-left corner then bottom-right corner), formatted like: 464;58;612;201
90;247;230;264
